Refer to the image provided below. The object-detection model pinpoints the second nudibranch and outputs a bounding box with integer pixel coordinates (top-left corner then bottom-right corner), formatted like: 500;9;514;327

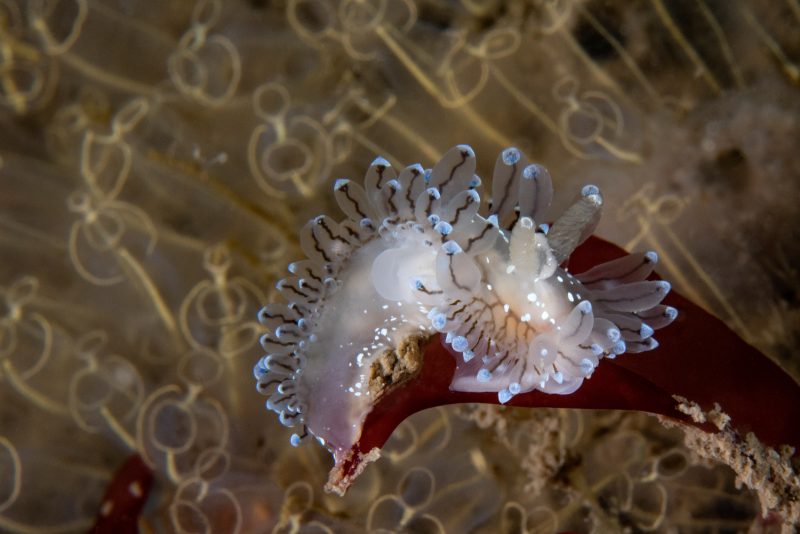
254;145;677;456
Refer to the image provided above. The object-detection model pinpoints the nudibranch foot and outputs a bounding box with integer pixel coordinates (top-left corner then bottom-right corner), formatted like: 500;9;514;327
254;145;679;491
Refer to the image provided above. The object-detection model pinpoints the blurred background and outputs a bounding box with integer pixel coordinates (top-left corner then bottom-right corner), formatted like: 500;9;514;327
0;0;798;531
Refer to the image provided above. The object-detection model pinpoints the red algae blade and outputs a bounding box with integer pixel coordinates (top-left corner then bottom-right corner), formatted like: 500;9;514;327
331;236;800;494
91;454;154;534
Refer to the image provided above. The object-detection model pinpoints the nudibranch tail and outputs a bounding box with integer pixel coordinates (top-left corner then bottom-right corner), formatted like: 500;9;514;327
254;145;676;465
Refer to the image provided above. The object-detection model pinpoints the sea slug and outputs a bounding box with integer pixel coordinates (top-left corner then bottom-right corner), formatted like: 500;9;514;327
254;145;676;462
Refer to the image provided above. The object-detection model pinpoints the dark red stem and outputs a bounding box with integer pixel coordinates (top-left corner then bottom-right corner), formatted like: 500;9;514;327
343;236;800;479
90;454;154;534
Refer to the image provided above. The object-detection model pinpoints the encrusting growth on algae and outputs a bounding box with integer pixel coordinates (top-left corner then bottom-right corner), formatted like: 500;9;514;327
368;332;428;399
663;396;800;530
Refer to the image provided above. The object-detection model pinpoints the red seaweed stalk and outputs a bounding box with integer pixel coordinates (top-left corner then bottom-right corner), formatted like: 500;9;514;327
330;235;800;493
91;454;154;534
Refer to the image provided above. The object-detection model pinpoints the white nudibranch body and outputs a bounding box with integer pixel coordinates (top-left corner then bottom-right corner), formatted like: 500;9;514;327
254;146;677;453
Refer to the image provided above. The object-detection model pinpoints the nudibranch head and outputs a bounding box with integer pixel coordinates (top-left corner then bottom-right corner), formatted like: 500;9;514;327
254;145;676;457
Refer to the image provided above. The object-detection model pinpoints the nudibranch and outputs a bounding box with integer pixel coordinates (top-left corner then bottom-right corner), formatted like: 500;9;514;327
254;146;676;487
